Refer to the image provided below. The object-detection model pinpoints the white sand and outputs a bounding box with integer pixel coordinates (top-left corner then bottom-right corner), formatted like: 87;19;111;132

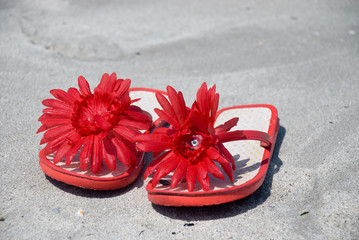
0;0;358;239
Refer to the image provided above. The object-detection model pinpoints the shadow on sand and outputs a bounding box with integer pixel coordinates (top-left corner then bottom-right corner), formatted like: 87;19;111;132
151;126;286;221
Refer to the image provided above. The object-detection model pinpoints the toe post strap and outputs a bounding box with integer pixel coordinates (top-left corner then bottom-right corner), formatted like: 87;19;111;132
217;130;271;148
241;130;271;148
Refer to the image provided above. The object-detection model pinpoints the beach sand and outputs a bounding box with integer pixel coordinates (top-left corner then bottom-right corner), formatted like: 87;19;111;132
0;0;358;239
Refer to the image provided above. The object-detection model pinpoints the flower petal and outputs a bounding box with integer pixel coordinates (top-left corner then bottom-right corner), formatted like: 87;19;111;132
110;135;133;167
152;151;164;159
177;91;187;118
153;127;174;135
46;129;76;151
170;159;187;189
53;141;73;164
97;73;110;90
41;124;73;144
43;143;61;156
65;137;86;165
78;76;92;96
80;135;94;171
154;108;180;129
134;132;172;143
123;109;152;123
209;92;219;123
166;86;187;124
186;164;197;192
115;79;131;98
42;108;72;118
196;162;210;191
113;125;140;142
91;135;102;173
42;99;72;111
102;136;116;171
127;105;152;120
196;82;210;119
215;117;239;133
206;146;220;160
151;154;180;187
205;157;225;180
215;155;233;182
52;131;81;160
136;141;172;152
67;87;82;101
188;107;208;132
50;89;77;106
143;151;171;180
155;92;176;121
216;142;235;169
36;125;47;134
41;118;72;128
117;118;151;130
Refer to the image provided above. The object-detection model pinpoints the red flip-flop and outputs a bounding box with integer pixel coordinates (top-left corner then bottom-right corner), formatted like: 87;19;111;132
135;83;279;206
37;73;165;190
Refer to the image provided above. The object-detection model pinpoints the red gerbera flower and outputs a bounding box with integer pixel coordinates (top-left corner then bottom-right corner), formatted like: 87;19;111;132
37;73;152;173
135;83;246;191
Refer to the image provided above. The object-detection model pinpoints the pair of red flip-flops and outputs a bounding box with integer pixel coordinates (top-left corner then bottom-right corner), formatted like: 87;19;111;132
37;73;279;207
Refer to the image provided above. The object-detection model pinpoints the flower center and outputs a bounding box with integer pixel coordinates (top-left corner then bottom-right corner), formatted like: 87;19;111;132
174;129;215;164
190;139;199;147
71;95;124;136
187;134;203;151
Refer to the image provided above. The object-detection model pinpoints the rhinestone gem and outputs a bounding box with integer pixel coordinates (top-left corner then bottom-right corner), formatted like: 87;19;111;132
191;139;199;147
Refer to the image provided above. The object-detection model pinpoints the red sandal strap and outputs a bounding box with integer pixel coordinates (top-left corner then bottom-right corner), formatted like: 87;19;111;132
217;130;271;147
241;130;271;147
